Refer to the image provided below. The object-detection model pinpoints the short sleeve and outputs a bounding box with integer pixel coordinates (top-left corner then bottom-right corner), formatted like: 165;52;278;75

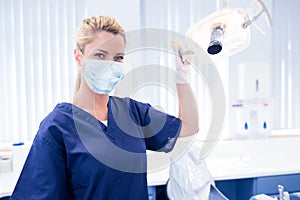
131;100;182;153
10;130;71;199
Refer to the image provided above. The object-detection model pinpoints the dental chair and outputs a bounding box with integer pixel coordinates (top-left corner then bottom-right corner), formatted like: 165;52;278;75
166;141;229;200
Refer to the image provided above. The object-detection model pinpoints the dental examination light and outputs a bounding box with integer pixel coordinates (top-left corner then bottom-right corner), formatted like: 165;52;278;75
186;0;272;57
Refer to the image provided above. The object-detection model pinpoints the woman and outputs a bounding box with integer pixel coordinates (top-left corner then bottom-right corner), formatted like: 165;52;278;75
10;15;198;200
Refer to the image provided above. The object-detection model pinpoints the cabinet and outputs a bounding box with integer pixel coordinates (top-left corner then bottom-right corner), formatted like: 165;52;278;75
215;173;300;200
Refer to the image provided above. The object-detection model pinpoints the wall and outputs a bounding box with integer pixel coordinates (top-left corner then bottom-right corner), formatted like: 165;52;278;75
83;0;300;131
84;0;140;31
228;0;273;67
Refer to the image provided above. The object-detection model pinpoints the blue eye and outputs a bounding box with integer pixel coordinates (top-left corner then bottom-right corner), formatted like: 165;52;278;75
114;55;124;62
116;74;124;79
94;53;105;59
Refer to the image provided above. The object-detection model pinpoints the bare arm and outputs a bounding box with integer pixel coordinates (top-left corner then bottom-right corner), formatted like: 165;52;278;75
177;83;199;137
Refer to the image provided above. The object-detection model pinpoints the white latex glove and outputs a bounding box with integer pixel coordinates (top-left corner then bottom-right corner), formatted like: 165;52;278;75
172;41;194;84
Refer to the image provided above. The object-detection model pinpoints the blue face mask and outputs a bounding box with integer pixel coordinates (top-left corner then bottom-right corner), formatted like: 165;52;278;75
83;59;128;94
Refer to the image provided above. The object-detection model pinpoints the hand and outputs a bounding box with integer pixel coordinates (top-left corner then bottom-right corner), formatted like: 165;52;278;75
172;41;193;84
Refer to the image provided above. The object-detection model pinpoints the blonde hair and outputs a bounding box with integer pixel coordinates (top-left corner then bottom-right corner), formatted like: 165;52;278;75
74;16;125;95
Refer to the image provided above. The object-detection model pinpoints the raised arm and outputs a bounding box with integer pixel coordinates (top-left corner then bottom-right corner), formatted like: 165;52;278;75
173;41;199;137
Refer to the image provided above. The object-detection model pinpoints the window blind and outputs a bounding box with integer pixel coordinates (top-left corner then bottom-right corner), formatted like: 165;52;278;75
0;0;85;142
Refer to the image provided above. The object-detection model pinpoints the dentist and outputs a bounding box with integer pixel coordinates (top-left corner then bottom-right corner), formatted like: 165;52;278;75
10;15;198;200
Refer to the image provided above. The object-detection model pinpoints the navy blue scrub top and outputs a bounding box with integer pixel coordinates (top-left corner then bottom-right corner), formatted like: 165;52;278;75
10;96;181;200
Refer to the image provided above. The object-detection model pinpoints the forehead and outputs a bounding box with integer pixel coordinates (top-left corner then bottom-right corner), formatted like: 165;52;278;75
84;31;125;54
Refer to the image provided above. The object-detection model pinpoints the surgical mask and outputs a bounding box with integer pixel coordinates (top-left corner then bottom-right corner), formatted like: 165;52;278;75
83;59;128;94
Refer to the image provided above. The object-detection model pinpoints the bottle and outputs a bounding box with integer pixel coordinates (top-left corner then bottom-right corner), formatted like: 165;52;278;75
12;142;27;172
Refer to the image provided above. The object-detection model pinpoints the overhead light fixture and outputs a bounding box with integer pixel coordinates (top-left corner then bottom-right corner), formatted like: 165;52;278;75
208;24;226;55
186;0;272;57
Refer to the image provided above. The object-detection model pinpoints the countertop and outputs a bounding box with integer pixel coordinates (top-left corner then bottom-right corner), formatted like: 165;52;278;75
147;133;300;186
1;130;300;197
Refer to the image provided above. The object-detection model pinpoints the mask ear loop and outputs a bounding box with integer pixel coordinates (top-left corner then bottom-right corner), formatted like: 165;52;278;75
78;49;87;66
73;48;87;95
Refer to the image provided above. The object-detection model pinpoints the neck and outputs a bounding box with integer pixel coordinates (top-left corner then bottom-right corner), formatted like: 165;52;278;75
72;86;109;121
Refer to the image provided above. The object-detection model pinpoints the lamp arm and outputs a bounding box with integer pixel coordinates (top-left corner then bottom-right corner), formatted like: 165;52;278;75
242;0;272;29
255;0;272;27
217;0;228;10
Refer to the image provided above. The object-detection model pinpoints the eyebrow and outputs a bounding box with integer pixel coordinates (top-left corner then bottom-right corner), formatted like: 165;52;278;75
94;49;109;54
95;49;125;55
